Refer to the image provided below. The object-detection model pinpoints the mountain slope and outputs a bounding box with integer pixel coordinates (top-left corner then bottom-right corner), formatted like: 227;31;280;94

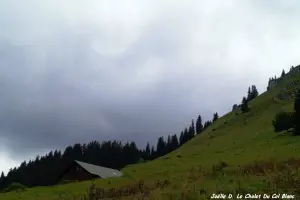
1;69;300;199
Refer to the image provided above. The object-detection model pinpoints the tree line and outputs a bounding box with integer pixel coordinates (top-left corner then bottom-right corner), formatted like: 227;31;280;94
0;112;219;190
232;85;259;113
267;68;296;91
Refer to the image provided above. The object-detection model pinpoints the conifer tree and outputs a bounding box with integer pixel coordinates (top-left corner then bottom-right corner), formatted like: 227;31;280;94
213;112;219;122
188;120;195;139
196;114;203;134
183;128;189;144
241;96;249;113
232;104;238;111
0;171;4;189
247;87;252;100
145;143;151;160
250;85;259;100
281;69;286;78
151;146;156;159
156;137;166;157
247;85;259;101
171;134;179;150
179;131;184;146
166;135;172;153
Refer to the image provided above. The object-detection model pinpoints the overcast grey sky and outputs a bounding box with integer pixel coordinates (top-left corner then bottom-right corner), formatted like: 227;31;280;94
1;0;300;174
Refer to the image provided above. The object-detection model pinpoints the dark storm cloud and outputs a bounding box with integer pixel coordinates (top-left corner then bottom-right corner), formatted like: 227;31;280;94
0;25;199;157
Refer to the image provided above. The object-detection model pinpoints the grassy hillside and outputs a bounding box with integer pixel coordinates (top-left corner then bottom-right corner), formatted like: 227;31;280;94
1;72;300;200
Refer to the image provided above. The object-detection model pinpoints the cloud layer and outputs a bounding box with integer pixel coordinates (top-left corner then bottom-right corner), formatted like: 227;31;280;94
1;0;300;174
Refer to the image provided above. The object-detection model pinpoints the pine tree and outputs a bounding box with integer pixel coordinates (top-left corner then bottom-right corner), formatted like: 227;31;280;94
183;128;189;144
171;134;179;150
150;146;156;159
196;115;203;134
156;137;166;157
251;85;259;100
145;143;151;160
232;104;238;111
213;112;219;122
267;78;272;90
241;97;249;113
188;120;195;139
247;87;252;100
166;135;172;153
294;89;300;135
129;142;139;164
179;131;184;146
0;171;4;189
247;85;259;101
281;69;286;78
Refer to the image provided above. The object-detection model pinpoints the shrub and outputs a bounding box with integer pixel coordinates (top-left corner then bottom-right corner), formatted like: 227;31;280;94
5;182;26;192
59;180;77;185
212;161;229;172
137;158;147;163
272;111;294;132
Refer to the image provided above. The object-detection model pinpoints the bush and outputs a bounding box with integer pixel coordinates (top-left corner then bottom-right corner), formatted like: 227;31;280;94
59;180;77;185
272;111;294;132
137;158;147;163
5;182;26;192
212;161;229;173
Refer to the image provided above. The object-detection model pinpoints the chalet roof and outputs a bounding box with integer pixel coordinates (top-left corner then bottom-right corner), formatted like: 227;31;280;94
74;160;124;178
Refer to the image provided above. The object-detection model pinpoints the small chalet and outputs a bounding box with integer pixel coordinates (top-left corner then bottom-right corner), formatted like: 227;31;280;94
59;160;123;182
